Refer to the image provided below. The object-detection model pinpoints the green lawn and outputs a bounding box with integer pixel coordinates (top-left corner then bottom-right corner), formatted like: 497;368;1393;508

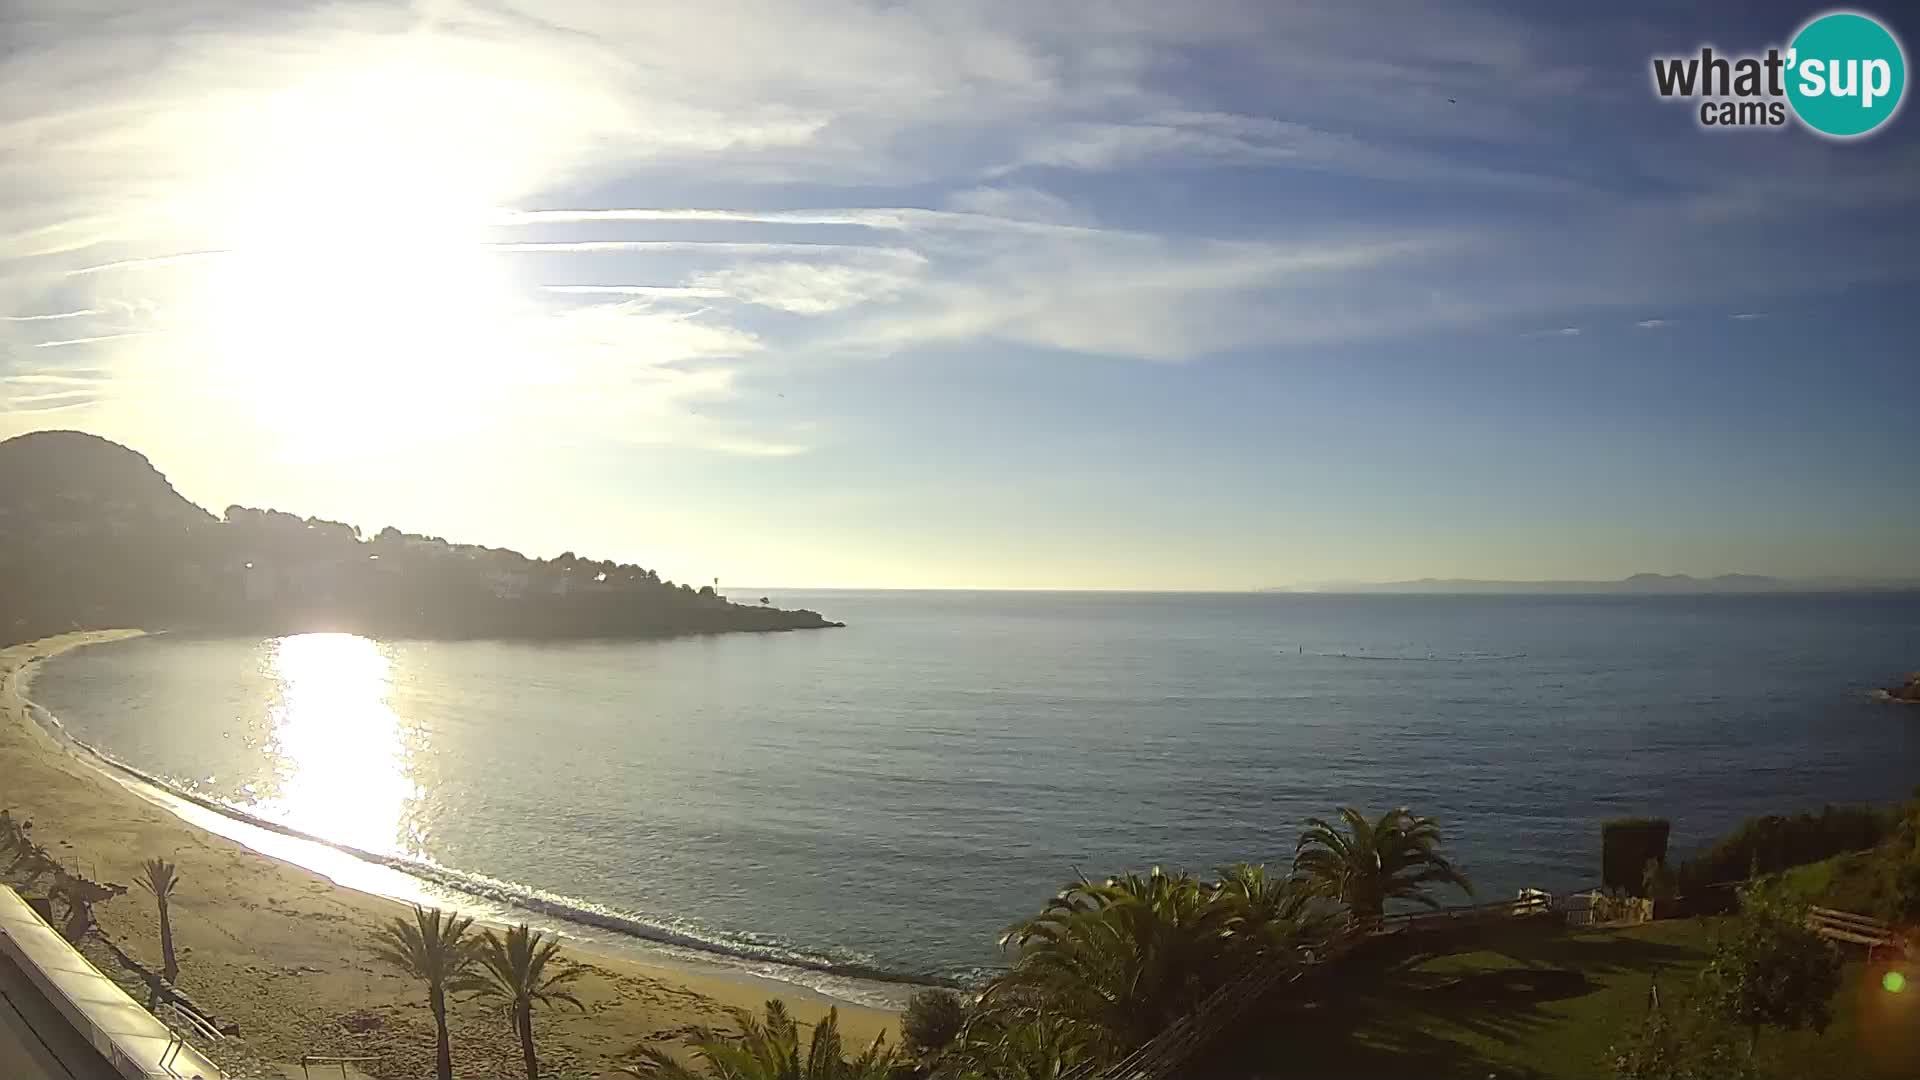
1212;917;1920;1079
1774;850;1894;915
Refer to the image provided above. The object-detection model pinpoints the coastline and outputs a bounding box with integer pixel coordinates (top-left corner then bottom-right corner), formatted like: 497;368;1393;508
2;630;896;1080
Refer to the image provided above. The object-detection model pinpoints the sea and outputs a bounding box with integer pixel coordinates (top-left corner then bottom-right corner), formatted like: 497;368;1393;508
25;590;1920;1004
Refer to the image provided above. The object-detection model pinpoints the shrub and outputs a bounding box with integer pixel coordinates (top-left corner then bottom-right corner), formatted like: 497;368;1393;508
1673;804;1895;895
1603;819;1671;895
902;989;968;1056
1610;983;1755;1080
1881;798;1920;922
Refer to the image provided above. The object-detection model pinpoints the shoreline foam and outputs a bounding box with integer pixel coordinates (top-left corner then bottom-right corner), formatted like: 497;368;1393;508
3;630;899;1078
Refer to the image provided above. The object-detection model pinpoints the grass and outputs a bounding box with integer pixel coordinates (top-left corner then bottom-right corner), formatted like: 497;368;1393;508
1213;915;1920;1079
1774;849;1894;915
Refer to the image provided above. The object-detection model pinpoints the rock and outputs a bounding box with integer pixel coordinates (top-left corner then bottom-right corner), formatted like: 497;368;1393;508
1882;672;1920;703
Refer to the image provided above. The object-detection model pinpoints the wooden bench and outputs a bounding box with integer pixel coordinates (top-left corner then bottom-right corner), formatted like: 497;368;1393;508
1806;906;1905;958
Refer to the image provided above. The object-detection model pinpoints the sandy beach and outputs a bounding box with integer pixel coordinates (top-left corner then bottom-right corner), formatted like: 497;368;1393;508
1;631;895;1080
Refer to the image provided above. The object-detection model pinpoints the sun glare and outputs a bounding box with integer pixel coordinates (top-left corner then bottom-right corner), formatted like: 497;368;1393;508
254;633;423;858
194;57;522;456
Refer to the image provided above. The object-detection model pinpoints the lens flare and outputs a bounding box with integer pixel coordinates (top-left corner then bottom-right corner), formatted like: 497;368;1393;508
1885;970;1907;994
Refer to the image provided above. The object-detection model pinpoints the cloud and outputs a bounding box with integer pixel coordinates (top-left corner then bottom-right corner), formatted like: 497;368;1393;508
541;285;730;299
64;252;229;276
690;262;919;315
1730;312;1767;321
942;186;1092;226
1558;327;1582;336
2;0;1916;469
1;309;98;321
31;331;164;348
485;241;924;260
990;110;1585;192
1635;318;1669;329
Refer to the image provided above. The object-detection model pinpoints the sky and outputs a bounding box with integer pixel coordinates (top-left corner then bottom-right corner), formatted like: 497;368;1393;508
1;0;1917;590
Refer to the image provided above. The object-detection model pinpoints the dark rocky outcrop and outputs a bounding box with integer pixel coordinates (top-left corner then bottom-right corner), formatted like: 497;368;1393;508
1883;672;1920;703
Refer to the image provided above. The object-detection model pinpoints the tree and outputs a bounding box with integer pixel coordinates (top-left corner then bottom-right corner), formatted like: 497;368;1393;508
1212;862;1344;958
453;923;587;1080
1882;793;1920;922
135;858;181;984
901;988;968;1058
369;905;479;1080
618;998;893;1079
985;868;1241;1060
1703;888;1842;1057
946;1009;1095;1080
51;870;124;945
1293;807;1472;924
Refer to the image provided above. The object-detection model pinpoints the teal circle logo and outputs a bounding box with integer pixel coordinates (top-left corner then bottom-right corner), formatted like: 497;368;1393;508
1786;11;1906;137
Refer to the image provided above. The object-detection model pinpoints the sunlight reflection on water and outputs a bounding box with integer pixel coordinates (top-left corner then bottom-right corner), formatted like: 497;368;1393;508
251;632;422;857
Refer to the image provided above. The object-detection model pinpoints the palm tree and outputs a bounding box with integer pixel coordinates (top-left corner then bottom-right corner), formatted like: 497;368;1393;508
369;905;478;1080
453;923;586;1080
1212;862;1345;958
134;858;181;984
984;868;1242;1060
1292;807;1472;925
618;998;893;1079
947;1008;1095;1080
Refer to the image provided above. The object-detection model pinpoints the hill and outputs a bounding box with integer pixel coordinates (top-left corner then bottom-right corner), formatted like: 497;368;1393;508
0;431;839;647
0;429;214;526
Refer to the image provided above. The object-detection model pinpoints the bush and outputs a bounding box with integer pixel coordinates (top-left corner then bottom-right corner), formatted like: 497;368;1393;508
1603;819;1671;895
1610;983;1755;1080
1882;798;1920;922
901;988;968;1056
1703;887;1842;1051
1673;805;1895;895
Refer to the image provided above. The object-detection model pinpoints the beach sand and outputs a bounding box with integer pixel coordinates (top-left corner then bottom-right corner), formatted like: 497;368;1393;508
1;631;896;1080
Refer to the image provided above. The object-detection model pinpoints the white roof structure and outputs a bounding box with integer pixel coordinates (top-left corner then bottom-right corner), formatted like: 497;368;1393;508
0;886;224;1079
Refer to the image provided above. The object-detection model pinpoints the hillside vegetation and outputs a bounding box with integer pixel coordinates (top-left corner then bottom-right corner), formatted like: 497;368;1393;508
0;430;838;647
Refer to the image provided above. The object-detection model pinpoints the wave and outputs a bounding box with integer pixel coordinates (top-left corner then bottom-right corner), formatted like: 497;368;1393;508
24;697;971;993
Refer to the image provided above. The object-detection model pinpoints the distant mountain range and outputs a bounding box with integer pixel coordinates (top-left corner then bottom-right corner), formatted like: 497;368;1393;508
1271;573;1920;594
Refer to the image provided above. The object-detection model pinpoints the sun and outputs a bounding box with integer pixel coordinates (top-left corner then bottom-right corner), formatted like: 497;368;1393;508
192;56;524;457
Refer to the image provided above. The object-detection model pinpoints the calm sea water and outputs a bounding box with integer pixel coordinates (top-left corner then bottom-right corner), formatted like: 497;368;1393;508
28;591;1920;987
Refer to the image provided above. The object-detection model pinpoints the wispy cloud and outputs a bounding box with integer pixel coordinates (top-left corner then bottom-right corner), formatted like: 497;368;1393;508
64;252;229;276
541;285;730;299
32;331;163;348
1635;318;1670;329
2;309;98;322
487;241;925;260
1730;312;1768;321
690;262;918;315
1;0;1915;470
